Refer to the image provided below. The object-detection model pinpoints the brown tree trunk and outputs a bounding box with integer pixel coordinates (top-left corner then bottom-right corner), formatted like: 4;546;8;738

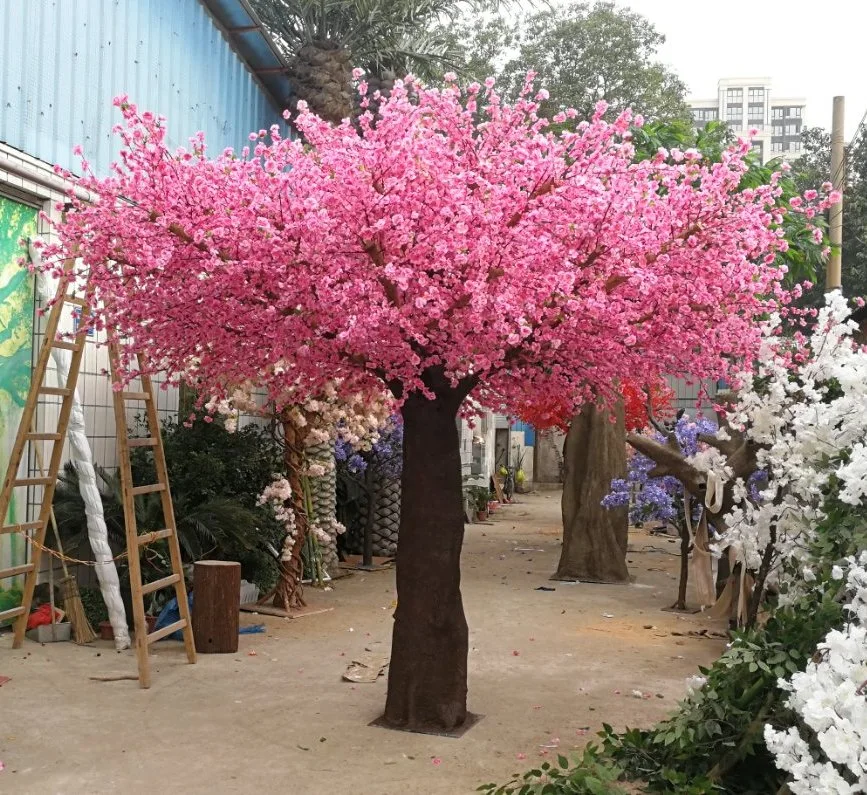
272;415;309;611
673;521;690;610
553;400;629;583
383;389;469;732
192;561;240;654
362;464;376;569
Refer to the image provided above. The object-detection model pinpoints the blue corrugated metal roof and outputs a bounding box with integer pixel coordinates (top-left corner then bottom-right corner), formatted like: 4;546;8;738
200;0;292;111
0;0;288;177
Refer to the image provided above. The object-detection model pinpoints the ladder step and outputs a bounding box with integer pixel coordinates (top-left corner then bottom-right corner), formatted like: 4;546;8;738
147;618;187;645
1;521;42;535
12;477;52;487
39;386;72;397
0;605;26;623
52;340;82;351
26;432;62;441
64;294;88;307
121;391;151;401
141;573;180;596
137;528;173;546
128;437;158;448
0;563;34;580
131;483;166;496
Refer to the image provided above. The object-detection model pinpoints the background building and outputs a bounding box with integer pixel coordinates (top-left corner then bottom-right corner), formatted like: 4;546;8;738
689;78;807;164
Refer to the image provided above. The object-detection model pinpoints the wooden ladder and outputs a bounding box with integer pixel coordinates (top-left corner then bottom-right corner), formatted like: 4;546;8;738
0;259;195;687
108;347;196;687
0;257;88;642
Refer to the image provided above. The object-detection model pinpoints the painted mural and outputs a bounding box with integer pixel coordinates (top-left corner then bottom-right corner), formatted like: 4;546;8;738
0;195;36;620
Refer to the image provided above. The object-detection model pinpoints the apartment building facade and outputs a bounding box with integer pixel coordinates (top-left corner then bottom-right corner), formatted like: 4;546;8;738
689;77;806;164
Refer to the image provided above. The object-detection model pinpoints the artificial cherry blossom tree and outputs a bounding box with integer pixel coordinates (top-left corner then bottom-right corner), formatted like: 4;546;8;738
45;73;812;732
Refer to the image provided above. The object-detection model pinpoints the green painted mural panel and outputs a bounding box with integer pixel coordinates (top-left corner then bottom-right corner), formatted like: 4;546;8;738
0;195;37;621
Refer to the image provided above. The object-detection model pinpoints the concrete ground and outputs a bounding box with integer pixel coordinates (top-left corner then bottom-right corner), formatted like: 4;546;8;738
0;492;727;795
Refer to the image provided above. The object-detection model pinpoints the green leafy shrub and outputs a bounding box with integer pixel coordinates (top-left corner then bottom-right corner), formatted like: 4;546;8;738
479;747;626;794
52;415;285;594
79;586;109;626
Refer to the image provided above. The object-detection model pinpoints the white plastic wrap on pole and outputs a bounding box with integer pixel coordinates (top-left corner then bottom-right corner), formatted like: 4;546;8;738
29;241;131;650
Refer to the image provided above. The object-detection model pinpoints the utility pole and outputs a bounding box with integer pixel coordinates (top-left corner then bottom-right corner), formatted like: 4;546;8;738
827;96;845;291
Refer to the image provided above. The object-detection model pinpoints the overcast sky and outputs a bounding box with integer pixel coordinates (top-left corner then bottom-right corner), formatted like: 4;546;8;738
551;0;867;138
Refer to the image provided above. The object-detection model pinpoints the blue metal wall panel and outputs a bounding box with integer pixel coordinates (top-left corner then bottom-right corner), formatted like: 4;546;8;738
0;0;282;176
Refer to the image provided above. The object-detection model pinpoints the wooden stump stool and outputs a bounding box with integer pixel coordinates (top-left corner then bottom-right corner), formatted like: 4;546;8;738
192;561;241;653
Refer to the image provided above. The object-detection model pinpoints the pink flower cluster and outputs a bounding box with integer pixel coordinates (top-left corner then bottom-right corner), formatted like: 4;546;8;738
43;79;835;413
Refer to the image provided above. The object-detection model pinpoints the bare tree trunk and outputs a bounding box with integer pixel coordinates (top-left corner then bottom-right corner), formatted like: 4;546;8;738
673;521;690;610
747;530;776;629
553;400;629;583
362;464;376;568
383;389;469;732
272;416;309;611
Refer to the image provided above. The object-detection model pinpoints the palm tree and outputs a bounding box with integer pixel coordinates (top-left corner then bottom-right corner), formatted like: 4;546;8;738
249;0;504;124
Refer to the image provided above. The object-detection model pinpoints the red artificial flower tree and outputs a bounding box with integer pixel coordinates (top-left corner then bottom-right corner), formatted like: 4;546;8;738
622;380;676;432
516;379;675;434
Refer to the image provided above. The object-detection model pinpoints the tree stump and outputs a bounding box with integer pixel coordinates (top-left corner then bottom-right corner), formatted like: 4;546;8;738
192;561;241;654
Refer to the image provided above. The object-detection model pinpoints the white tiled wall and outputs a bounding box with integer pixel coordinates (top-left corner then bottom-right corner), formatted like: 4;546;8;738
1;145;184;579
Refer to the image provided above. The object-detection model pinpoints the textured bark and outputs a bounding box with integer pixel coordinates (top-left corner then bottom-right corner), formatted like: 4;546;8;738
307;440;339;576
287;42;353;126
362;464;377;568
554;401;629;583
272;415;309;611
371;474;401;557
192;561;240;654
383;388;469;732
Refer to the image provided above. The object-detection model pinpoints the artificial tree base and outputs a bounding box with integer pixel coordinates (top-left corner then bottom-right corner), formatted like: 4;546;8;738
370;711;483;738
339;555;393;571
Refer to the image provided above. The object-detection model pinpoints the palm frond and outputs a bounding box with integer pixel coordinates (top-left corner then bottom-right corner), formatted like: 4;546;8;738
250;0;510;72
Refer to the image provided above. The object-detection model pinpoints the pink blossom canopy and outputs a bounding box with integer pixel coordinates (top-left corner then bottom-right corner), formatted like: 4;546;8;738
46;77;810;410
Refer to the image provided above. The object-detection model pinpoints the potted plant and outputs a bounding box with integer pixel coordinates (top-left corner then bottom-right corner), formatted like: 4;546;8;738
475;488;489;521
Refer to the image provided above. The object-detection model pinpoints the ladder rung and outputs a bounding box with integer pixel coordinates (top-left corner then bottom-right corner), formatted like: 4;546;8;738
141;573;180;596
39;386;72;397
0;563;34;580
147;619;186;645
137;529;173;546
131;483;166;496
0;605;26;623
128;437;158;448
121;391;151;401
64;294;88;307
1;521;42;535
52;340;82;351
26;432;62;441
12;477;52;487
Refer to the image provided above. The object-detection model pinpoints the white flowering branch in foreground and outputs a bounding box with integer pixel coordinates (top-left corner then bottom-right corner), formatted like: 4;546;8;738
691;291;867;587
765;554;867;794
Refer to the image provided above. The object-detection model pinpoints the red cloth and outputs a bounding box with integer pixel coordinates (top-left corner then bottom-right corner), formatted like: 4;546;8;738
26;603;64;630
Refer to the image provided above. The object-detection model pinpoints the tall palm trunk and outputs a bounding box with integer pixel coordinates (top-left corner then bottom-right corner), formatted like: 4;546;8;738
288;42;353;125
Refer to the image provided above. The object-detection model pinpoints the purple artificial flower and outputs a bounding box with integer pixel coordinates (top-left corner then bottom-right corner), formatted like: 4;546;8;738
603;414;717;528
